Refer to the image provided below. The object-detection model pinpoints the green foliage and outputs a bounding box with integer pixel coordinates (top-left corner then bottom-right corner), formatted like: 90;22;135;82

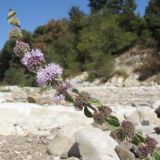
105;116;120;131
149;148;160;160
3;65;35;86
65;93;74;102
84;107;93;118
131;129;145;145
145;0;160;42
114;70;128;79
1;0;159;86
89;98;101;106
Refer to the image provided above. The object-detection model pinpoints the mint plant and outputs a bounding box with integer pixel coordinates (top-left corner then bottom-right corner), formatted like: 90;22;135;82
7;9;158;159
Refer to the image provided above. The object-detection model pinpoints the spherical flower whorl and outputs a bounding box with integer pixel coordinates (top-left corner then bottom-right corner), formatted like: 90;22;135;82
21;49;44;70
9;27;22;39
137;136;158;158
138;144;150;158
36;63;63;86
74;96;88;111
121;120;135;138
145;136;157;153
14;40;30;57
79;91;91;100
93;112;105;125
98;106;112;117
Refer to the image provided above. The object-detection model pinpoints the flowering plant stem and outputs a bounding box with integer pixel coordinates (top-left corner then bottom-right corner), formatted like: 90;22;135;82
7;9;158;160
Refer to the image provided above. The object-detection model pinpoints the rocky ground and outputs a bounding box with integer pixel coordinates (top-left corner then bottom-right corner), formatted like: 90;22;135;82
0;85;159;160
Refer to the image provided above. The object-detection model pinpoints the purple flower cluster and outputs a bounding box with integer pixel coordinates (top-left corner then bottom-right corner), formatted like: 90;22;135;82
137;136;158;158
14;40;30;57
36;63;63;86
53;94;65;104
21;49;44;70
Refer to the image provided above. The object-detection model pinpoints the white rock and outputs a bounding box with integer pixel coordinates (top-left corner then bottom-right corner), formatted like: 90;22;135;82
47;135;75;156
0;103;93;135
152;100;160;109
75;127;120;160
137;107;160;125
126;107;160;126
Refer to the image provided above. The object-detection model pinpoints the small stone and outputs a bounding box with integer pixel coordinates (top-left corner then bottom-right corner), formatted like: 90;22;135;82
115;145;136;160
61;152;68;159
155;106;160;118
27;96;36;103
141;120;150;126
66;158;80;160
47;135;74;156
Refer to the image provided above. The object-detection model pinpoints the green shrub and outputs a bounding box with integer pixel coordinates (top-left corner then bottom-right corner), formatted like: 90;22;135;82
114;70;129;79
3;66;35;86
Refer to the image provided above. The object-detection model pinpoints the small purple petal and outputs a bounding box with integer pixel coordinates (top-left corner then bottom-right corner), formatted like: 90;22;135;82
21;49;44;70
36;63;63;86
53;94;65;104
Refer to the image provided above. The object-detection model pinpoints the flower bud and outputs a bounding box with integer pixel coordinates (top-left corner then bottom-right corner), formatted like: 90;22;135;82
14;40;30;57
9;27;22;40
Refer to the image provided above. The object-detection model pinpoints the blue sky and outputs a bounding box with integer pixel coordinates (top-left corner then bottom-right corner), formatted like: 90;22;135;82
0;0;149;49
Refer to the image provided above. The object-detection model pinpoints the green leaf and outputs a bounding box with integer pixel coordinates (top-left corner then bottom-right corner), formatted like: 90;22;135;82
65;94;74;103
131;130;145;145
105;116;120;131
72;88;79;94
84;107;93;118
89;98;101;106
150;148;160;160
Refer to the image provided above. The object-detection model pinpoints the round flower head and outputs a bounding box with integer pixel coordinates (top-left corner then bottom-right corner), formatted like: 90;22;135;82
121;120;135;139
36;63;63;86
14;40;30;57
93;112;105;125
21;49;44;71
98;106;112;117
9;27;22;39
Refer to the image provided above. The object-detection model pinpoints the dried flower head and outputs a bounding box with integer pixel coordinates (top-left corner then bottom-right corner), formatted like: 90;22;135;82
14;40;30;57
74;96;89;110
9;27;22;39
79;91;91;100
98;106;112;117
120;120;135;139
36;63;63;86
21;49;44;70
93;112;105;125
138;144;150;158
145;136;157;153
56;81;72;95
137;136;157;159
115;129;126;141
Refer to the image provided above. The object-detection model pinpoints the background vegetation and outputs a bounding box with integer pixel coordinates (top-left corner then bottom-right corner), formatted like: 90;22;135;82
0;0;160;86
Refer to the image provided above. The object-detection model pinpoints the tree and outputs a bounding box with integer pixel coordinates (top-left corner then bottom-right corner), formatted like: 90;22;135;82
118;0;137;32
145;0;160;42
88;0;107;13
69;6;85;33
0;41;15;80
